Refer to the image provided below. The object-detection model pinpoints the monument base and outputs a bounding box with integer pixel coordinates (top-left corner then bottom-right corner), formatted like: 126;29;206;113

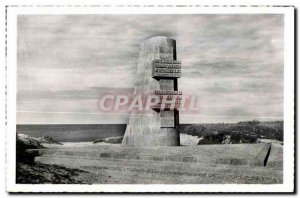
29;143;276;167
29;143;282;184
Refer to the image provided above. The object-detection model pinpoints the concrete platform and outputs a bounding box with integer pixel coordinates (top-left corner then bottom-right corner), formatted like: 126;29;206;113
29;143;282;184
29;143;275;166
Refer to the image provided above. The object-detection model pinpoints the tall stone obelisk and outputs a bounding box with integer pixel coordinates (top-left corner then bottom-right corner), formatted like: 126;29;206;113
122;36;181;146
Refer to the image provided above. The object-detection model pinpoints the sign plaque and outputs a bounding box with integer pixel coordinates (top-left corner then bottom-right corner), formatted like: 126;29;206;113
152;59;182;78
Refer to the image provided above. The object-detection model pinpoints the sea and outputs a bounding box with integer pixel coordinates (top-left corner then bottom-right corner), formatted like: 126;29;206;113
16;124;127;142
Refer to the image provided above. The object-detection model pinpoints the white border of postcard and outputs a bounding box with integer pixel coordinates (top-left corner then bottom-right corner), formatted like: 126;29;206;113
6;5;294;193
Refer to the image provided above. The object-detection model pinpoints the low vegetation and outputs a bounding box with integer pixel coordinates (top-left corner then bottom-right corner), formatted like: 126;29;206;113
179;121;283;145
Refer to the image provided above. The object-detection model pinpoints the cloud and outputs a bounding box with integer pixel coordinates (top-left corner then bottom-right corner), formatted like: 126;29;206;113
17;14;284;124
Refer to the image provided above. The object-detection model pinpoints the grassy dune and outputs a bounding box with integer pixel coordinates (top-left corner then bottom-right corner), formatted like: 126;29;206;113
16;134;86;184
180;121;283;144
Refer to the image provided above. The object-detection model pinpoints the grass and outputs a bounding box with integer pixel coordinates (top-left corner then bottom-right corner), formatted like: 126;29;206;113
16;162;86;184
180;120;283;141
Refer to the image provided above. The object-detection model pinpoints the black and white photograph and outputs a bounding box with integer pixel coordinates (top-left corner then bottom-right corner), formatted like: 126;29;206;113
4;5;295;193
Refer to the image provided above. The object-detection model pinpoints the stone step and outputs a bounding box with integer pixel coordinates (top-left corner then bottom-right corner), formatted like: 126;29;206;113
35;154;283;182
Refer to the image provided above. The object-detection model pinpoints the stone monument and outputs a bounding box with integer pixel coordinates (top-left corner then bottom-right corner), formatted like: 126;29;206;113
122;36;182;146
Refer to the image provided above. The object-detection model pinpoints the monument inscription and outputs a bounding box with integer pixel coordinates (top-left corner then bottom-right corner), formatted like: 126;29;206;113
152;59;182;78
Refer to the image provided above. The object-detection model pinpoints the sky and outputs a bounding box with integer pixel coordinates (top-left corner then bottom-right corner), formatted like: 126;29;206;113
17;14;284;124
